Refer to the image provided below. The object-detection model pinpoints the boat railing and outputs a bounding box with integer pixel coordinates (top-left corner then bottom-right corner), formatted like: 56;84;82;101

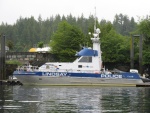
55;69;99;73
16;65;38;72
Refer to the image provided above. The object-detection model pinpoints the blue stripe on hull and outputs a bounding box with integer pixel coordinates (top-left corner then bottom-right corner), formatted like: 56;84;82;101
13;71;141;79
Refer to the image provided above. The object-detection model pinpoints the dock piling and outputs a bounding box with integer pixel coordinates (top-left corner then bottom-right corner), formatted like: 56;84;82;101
0;34;6;80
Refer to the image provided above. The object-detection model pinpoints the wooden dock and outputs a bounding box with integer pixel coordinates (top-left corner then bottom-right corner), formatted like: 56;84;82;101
136;82;150;87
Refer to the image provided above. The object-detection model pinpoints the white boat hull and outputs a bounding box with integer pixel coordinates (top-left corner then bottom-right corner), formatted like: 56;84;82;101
15;75;143;86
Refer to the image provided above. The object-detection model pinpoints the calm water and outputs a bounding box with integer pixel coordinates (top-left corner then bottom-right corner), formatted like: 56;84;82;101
0;86;150;113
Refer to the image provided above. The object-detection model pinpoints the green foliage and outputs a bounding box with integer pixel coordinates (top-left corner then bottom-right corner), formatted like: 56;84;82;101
6;60;22;66
50;21;84;61
6;40;14;51
0;13;150;65
38;41;44;48
143;51;150;64
138;17;150;64
113;14;137;36
100;22;130;62
138;19;150;36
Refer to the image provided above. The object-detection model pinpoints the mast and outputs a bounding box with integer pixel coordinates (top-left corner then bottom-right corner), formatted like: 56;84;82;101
90;7;102;70
94;7;96;33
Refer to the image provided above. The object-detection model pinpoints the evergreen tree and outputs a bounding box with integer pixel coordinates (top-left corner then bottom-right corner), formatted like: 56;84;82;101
0;13;149;65
113;14;137;36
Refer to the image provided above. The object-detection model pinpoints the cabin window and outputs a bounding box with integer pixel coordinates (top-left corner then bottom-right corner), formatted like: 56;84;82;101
78;65;82;68
78;56;92;62
46;65;49;69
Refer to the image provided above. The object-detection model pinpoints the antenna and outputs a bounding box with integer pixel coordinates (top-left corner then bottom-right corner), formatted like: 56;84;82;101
94;7;96;33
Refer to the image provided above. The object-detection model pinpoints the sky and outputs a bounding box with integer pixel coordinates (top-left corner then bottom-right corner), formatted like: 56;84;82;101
0;0;150;25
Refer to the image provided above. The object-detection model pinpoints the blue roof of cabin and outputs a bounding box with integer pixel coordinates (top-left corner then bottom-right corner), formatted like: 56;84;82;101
76;47;98;56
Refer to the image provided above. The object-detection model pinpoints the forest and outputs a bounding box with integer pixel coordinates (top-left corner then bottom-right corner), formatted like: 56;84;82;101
0;13;150;65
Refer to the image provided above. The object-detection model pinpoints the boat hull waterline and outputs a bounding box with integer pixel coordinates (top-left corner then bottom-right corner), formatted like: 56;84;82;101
14;71;143;86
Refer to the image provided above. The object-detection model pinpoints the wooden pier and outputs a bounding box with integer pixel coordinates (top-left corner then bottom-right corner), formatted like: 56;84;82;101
136;82;150;87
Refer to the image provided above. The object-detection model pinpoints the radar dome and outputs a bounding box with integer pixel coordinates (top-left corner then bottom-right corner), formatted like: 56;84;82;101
96;28;101;34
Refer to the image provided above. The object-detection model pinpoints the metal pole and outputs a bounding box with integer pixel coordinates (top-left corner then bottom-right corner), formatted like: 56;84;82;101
139;35;143;75
130;35;134;69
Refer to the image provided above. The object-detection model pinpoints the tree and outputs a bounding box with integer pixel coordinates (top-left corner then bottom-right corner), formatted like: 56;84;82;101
50;21;84;61
38;41;44;48
0;13;143;65
100;22;130;63
6;40;14;51
113;14;137;36
138;17;150;64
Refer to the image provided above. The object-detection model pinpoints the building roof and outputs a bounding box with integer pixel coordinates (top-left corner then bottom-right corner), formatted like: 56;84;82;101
29;47;51;53
29;48;37;52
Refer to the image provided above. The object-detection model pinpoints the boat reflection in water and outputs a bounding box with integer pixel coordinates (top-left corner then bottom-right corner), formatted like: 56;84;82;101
0;86;149;113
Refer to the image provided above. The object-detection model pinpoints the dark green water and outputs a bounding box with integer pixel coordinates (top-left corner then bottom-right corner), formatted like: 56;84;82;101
0;86;150;113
